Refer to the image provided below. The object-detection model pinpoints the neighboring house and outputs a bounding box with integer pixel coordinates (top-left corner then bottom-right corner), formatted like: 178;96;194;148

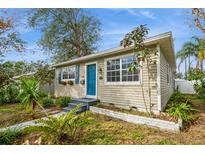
53;32;176;113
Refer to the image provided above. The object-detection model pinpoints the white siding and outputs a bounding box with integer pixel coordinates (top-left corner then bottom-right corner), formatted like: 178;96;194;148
160;49;174;110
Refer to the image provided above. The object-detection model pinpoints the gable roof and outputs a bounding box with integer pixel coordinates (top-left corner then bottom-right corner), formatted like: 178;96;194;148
52;32;176;69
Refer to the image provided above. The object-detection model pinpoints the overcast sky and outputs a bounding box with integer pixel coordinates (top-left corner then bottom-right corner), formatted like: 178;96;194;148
2;8;204;73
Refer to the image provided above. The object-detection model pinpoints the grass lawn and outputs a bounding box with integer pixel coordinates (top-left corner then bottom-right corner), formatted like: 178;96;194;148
11;95;205;145
0;103;62;128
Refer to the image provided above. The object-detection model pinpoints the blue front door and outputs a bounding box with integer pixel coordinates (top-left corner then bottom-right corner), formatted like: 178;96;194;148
87;64;96;96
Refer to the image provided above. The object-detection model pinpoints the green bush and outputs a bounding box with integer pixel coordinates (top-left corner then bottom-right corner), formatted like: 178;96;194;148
55;96;72;107
0;88;7;105
187;68;205;100
41;97;54;108
0;128;22;145
166;102;196;121
169;90;187;103
0;83;20;105
193;81;205;100
38;91;48;98
6;84;20;103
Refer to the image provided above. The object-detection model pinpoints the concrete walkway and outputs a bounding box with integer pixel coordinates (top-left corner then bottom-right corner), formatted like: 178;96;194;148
0;110;68;132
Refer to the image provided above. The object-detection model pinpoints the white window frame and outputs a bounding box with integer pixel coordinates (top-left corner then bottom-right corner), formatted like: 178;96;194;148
61;66;76;81
104;53;142;85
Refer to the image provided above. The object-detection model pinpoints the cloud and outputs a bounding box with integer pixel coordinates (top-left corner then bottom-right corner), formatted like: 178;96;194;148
139;10;156;19
126;9;156;19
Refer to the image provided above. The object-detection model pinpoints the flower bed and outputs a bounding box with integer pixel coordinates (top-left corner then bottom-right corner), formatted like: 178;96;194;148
90;106;182;132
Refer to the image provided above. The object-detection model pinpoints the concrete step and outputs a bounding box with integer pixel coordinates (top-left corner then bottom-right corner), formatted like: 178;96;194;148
63;98;99;114
63;105;88;113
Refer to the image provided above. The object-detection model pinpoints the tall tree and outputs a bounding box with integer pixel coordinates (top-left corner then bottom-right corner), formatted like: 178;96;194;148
192;8;205;34
34;63;55;95
0;15;25;58
28;9;101;63
193;37;205;70
176;41;196;77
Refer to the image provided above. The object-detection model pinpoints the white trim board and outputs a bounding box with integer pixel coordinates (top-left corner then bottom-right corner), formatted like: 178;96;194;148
157;44;162;112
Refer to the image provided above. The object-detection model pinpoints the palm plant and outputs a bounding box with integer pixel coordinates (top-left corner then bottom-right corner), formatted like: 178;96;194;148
176;42;196;78
194;38;205;70
17;79;42;112
24;105;93;144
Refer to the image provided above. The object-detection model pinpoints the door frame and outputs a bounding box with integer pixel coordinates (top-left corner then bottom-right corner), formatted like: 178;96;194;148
85;61;97;98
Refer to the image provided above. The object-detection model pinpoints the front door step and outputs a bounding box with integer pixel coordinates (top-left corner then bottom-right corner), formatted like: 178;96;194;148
63;98;98;113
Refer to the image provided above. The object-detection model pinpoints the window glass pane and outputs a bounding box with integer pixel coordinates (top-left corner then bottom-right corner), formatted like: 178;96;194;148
62;71;68;79
121;56;139;82
106;58;120;82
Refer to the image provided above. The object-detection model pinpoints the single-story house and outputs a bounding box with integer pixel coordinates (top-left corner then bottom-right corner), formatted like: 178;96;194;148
53;32;176;113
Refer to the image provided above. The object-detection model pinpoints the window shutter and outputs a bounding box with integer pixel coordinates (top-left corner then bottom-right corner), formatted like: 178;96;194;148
75;64;80;84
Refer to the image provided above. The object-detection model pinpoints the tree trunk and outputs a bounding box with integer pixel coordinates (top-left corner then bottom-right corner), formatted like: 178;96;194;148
196;59;200;69
146;60;152;114
185;58;187;78
32;100;37;110
200;60;203;71
188;55;191;72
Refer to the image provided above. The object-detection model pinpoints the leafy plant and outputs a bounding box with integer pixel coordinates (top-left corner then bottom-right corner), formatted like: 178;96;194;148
24;105;93;144
0;88;7;105
55;96;72;107
0;83;20;105
120;25;157;114
41;97;54;108
38;91;48;98
166;102;196;121
169;90;187;103
0;128;22;145
17;79;43;112
187;68;205;100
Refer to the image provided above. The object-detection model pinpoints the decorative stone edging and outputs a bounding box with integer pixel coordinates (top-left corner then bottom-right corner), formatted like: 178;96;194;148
90;106;182;132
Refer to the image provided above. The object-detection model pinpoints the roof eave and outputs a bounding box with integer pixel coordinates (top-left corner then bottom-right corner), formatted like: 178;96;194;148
52;32;173;68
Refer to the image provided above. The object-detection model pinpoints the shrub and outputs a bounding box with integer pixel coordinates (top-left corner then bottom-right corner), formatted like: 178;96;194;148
17;79;42;111
38;91;48;98
169;90;187;104
193;81;205;100
41;97;54;108
0;128;22;145
55;96;72;107
6;83;20;104
166;102;196;121
24;105;93;144
0;88;7;105
187;68;205;100
0;83;20;105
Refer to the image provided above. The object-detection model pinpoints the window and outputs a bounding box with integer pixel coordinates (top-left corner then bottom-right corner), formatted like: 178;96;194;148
61;66;75;80
107;59;120;82
106;55;140;83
